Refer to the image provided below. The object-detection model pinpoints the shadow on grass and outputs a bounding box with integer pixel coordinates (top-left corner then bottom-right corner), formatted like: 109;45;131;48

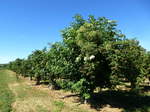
89;89;150;112
141;85;150;92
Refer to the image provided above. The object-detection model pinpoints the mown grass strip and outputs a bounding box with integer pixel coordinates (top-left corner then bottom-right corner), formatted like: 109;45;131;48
0;70;92;112
0;70;15;112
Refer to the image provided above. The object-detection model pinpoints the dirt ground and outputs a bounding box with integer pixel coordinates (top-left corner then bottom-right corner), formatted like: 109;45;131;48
15;76;123;112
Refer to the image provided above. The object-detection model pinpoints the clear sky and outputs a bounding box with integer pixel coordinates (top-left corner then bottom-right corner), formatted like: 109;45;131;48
0;0;150;64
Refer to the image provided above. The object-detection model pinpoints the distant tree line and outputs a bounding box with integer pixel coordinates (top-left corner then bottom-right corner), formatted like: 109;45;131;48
8;15;150;102
0;64;8;69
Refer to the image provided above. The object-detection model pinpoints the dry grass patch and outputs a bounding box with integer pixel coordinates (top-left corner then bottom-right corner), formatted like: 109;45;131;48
9;80;53;112
12;97;52;112
100;105;122;112
8;76;91;112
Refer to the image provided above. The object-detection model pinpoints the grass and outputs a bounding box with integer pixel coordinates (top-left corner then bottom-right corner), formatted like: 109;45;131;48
89;90;150;112
53;101;64;112
0;69;16;112
0;69;90;112
1;69;149;112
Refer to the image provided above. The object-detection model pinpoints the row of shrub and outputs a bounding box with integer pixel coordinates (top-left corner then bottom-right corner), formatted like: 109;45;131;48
8;15;150;102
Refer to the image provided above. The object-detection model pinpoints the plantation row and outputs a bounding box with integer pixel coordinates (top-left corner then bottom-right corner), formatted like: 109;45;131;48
8;15;150;102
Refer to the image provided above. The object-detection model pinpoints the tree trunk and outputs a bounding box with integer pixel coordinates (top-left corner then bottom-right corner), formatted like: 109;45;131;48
36;76;41;85
30;76;33;80
131;81;136;89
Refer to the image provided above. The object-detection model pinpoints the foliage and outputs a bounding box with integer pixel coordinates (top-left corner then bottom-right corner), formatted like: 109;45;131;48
8;14;150;101
106;39;146;89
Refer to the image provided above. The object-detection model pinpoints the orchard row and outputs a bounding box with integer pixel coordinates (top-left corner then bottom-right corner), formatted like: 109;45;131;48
8;15;150;101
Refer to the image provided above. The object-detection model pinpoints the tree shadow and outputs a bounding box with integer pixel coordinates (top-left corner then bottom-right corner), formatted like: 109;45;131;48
89;90;150;112
141;85;150;92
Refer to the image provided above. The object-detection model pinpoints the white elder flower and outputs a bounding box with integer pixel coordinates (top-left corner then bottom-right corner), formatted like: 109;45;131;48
75;57;81;62
84;57;89;61
89;55;95;60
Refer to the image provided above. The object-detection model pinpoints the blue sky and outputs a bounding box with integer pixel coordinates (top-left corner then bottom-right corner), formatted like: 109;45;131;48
0;0;150;64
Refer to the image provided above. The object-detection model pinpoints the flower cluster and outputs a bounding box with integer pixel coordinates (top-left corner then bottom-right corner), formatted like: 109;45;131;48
83;55;95;62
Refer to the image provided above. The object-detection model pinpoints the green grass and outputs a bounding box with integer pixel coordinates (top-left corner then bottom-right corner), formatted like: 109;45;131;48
3;69;149;112
0;69;90;112
0;70;16;112
53;101;65;112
